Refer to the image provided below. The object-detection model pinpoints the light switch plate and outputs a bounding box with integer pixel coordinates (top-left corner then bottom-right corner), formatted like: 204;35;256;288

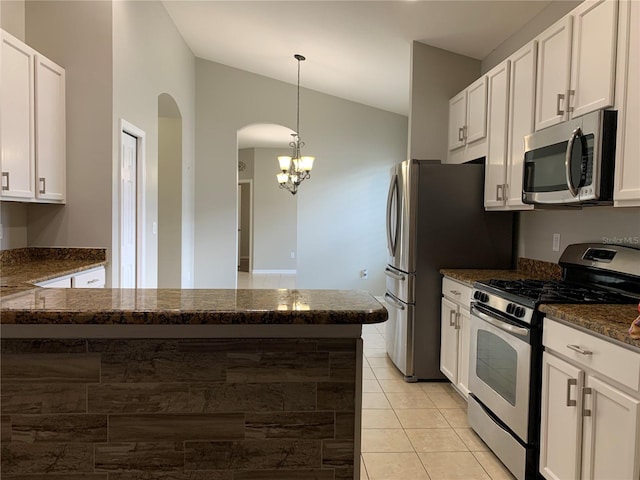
553;233;560;252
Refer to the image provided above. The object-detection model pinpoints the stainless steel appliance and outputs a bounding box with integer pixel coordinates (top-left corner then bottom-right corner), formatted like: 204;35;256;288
468;243;640;480
384;159;514;381
522;109;617;206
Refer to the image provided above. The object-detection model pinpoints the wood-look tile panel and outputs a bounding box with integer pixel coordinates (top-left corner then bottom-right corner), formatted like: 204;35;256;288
1;383;87;414
10;414;107;443
329;352;357;382
322;440;354;468
334;466;355;480
0;443;94;474
1;414;10;442
94;442;184;472
1;354;101;383
233;469;335;479
88;384;190;413
184;440;322;470
1;339;87;354
108;414;244;442
227;352;330;383
108;473;232;480
177;338;319;353
189;383;317;413
1;475;107;480
99;352;226;383
317;338;358;352
335;412;355;440
317;383;356;411
245;412;334;440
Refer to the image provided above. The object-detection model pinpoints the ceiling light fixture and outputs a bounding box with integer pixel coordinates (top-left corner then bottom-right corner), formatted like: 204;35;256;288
276;54;315;195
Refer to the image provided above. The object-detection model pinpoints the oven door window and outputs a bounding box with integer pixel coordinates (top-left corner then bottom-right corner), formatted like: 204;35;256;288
476;330;518;406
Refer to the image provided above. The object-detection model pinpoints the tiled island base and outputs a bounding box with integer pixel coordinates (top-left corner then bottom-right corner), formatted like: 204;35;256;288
0;337;362;479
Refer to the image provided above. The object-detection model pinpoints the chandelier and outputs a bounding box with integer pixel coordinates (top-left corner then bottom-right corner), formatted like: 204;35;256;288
276;54;315;195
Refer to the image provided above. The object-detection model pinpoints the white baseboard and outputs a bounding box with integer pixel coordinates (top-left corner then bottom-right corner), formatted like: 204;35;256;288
251;269;297;275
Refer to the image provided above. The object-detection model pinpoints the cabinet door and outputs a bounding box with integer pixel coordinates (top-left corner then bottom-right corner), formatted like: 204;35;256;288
440;297;459;383
484;62;509;209
581;375;640;480
465;76;488;144
539;352;583;480
456;307;470;398
569;0;618;119
35;54;65;203
535;16;572;131
506;42;536;210
614;0;640;206
448;91;467;150
0;30;35;200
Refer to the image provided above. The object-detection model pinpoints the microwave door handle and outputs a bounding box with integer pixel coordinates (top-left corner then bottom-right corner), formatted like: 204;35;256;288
565;127;582;197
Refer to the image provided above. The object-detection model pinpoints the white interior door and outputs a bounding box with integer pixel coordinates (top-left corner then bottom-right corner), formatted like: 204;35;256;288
237;185;241;268
121;131;137;288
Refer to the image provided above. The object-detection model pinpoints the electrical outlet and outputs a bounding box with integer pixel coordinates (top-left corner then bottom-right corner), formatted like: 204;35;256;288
153;222;157;235
290;251;295;259
553;233;560;252
361;269;368;279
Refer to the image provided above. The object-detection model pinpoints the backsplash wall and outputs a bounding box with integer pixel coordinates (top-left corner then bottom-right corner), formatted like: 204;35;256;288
518;207;640;263
0;203;28;251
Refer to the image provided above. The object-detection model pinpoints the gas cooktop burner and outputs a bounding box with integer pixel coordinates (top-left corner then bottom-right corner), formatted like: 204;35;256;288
480;278;636;305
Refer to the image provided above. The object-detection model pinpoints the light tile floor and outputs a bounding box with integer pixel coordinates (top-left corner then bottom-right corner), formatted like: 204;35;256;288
237;271;296;289
360;322;516;480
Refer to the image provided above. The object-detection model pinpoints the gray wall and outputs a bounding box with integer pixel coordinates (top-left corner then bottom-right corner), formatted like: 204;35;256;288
409;42;480;161
112;0;195;288
24;0;113;269
158;116;182;288
253;147;297;272
195;59;408;293
0;0;24;40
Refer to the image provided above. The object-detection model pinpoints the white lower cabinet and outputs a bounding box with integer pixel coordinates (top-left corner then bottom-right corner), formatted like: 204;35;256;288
440;277;472;398
540;318;640;480
35;266;105;289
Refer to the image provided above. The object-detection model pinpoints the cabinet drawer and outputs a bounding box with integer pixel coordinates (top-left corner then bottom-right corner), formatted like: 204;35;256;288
72;267;105;288
36;276;71;288
543;317;640;392
442;277;472;307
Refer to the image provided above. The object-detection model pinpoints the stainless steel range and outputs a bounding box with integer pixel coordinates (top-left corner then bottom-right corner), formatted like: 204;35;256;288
467;243;640;480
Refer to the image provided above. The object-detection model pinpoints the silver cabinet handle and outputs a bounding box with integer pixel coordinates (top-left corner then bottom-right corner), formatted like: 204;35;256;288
582;387;592;417
462;125;467;140
384;268;405;281
87;278;100;284
39;177;46;194
556;93;565;115
449;309;456;327
502;183;509;200
384;293;405;311
458;127;464;142
1;172;9;191
455;312;461;330
496;184;503;201
449;290;461;296
567;89;575;113
567;344;592;356
566;378;577;407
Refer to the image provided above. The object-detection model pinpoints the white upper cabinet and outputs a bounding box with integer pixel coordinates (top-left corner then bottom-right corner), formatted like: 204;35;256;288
0;30;35;200
0;29;65;204
447;76;488;163
35;54;66;203
614;0;640;206
535;0;618;131
484;41;536;211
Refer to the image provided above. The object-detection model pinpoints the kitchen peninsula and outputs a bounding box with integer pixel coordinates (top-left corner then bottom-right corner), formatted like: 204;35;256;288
0;286;386;479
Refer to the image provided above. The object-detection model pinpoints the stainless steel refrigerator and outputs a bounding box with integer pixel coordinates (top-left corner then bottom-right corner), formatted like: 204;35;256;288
384;159;514;381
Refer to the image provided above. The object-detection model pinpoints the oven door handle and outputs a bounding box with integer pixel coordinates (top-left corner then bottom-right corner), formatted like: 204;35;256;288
471;306;529;338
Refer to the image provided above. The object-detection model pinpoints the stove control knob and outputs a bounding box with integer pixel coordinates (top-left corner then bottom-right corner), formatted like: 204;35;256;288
480;293;489;303
506;303;515;314
515;307;525;318
473;291;481;300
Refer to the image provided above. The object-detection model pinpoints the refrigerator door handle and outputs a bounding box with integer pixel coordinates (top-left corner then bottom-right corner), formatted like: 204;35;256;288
384;293;406;311
384;268;406;281
386;173;399;257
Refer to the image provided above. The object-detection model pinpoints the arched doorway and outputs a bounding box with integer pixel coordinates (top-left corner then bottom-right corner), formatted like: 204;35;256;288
158;93;182;288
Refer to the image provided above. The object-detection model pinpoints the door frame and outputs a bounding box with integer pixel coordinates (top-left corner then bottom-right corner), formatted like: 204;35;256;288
119;119;146;288
238;179;253;274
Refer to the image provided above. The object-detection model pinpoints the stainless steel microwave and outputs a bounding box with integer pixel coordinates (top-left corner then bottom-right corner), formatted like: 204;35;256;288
522;109;617;205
